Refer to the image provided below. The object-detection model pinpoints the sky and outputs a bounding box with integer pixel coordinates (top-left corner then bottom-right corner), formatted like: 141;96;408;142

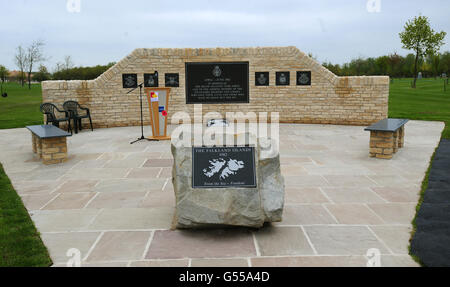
1;0;449;71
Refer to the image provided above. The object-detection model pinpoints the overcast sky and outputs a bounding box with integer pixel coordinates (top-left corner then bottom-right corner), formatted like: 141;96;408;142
1;0;449;71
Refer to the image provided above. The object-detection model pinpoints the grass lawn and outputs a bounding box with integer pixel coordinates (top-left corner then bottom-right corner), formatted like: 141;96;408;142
0;79;448;266
0;162;52;266
389;78;450;139
0;82;51;266
0;82;43;129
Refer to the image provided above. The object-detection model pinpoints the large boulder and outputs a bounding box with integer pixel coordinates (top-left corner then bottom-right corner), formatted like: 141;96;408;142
171;136;284;229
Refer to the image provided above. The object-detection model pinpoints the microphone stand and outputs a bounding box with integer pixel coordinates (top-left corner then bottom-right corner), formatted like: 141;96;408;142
127;83;153;144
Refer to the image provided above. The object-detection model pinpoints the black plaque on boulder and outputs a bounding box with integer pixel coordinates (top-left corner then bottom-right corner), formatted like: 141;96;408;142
144;73;158;87
192;146;256;188
276;72;290;86
255;72;269;86
185;62;249;104
165;73;179;87
122;74;137;88
297;71;311;86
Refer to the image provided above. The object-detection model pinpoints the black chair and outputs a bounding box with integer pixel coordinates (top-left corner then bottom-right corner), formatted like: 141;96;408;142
63;100;93;134
40;103;72;134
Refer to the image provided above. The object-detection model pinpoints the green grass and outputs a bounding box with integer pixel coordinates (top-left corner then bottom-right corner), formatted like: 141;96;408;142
0;82;51;266
0;82;43;129
0;162;52;266
389;78;450;139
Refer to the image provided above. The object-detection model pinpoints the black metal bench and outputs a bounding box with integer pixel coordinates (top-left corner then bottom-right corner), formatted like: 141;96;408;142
26;125;71;164
364;118;409;159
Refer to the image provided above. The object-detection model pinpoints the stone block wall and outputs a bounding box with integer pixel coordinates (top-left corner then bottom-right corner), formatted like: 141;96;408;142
41;137;67;165
32;134;68;164
369;127;405;159
42;47;389;128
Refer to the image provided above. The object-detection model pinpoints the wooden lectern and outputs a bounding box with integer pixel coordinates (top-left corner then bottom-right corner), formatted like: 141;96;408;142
145;87;171;141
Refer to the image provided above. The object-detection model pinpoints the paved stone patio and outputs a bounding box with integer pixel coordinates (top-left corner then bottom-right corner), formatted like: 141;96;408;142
0;121;444;267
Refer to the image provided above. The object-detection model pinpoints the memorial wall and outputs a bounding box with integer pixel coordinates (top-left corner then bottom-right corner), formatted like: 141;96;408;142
42;47;389;128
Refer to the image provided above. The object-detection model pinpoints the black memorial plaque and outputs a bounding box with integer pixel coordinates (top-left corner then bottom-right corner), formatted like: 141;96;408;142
192;146;256;188
297;71;311;86
122;74;137;88
276;72;290;86
165;73;179;87
185;62;249;104
144;73;158;87
255;72;269;86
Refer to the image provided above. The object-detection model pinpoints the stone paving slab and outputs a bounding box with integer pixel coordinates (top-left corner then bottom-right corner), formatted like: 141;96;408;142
284;187;329;204
146;229;256;259
254;227;314;256
41;232;101;263
275;205;336;225
129;259;189;267
190;258;249;267
86;231;151;262
0;121;444;267
304;225;390;255
87;207;174;230
251;255;367;267
325;204;384;225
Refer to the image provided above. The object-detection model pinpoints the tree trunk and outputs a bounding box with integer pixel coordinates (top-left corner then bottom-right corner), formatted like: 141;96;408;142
28;70;31;89
20;70;24;87
413;50;419;89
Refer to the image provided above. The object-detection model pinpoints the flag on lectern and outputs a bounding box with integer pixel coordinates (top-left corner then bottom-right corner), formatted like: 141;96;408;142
145;88;171;140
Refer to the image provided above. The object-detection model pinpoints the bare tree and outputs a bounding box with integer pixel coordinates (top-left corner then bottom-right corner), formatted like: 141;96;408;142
25;40;46;89
14;45;27;86
63;55;74;70
54;62;64;74
54;55;74;74
0;65;8;82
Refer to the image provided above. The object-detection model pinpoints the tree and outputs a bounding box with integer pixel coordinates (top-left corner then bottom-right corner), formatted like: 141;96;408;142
321;51;449;78
0;65;8;82
440;52;450;76
33;65;51;82
52;61;115;80
25;40;46;89
387;53;403;78
14;45;27;86
54;55;74;73
63;55;74;70
399;16;446;88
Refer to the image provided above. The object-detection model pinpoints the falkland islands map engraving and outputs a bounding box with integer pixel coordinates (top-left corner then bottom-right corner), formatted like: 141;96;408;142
203;158;245;180
192;147;256;188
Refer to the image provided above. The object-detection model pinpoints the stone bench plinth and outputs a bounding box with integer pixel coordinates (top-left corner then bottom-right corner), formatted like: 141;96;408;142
27;125;71;165
365;119;408;159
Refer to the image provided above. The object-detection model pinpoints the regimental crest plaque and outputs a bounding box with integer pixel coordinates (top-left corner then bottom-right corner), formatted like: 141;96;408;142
192;146;257;188
255;72;269;86
165;73;179;87
276;72;290;86
122;74;137;88
297;71;311;86
185;62;249;104
144;73;159;87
